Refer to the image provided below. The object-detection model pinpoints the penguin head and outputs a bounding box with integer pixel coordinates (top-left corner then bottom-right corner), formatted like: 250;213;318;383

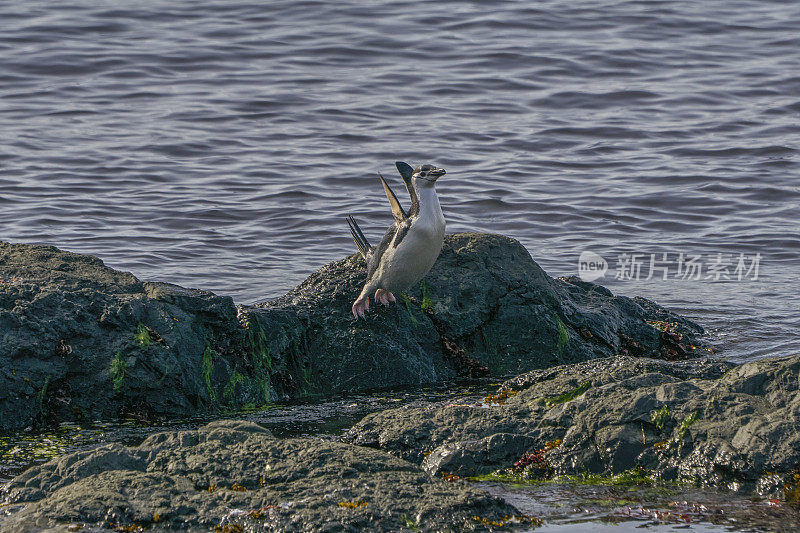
413;164;446;183
395;161;446;186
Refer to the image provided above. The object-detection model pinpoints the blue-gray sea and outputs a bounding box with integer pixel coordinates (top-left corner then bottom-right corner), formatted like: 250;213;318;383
2;2;800;529
2;0;799;364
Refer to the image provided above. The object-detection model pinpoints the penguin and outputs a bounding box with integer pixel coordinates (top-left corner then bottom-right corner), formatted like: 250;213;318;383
346;161;446;318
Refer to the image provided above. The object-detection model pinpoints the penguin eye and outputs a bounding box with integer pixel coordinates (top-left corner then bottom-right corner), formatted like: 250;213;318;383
419;172;427;178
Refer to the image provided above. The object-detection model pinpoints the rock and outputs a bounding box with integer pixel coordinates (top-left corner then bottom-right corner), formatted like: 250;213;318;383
421;433;540;477
244;233;704;397
344;354;800;499
0;242;271;431
0;420;518;532
1;234;704;429
343;357;729;465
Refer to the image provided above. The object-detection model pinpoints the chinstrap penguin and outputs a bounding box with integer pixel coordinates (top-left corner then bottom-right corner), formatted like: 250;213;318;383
346;161;446;318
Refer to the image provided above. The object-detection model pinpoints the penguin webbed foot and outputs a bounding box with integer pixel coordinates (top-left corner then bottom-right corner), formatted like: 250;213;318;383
375;288;396;307
352;295;370;319
352;290;396;318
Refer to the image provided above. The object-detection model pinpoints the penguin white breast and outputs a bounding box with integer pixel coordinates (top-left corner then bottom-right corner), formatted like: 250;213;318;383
375;214;445;294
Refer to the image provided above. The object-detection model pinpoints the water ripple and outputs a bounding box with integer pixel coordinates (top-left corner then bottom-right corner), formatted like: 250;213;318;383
1;0;798;361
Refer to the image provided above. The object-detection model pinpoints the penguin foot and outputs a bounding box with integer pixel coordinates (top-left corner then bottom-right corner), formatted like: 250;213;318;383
375;289;397;306
352;295;370;318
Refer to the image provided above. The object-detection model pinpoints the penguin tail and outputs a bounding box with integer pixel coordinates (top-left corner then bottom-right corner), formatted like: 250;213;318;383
346;214;372;260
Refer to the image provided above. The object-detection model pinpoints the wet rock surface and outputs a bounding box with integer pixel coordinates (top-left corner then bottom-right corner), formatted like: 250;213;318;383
245;232;703;397
0;242;262;432
1;234;702;430
0;420;518;532
345;354;800;500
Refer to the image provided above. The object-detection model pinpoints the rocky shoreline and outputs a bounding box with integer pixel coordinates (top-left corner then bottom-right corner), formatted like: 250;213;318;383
3;235;798;531
346;354;800;498
0;234;701;431
2;354;799;531
1;420;522;532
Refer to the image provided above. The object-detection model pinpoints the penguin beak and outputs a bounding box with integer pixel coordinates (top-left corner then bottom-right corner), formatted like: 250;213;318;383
430;168;446;178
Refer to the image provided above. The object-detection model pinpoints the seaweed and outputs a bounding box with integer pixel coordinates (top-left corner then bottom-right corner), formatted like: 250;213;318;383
651;405;671;433
134;323;151;348
540;381;591;407
401;294;418;325
337;501;367;508
475;465;658;487
222;370;246;405
676;410;699;440
110;351;127;393
556;317;569;354
472;514;542;527
246;323;272;403
400;514;421;530
484;389;518;405
783;472;800;503
36;376;50;416
202;344;216;402
419;280;433;312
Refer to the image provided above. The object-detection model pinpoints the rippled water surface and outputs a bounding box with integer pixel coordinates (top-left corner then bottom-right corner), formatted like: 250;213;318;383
2;0;799;361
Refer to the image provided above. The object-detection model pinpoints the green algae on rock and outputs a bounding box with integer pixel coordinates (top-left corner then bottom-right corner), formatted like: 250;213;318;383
0;420;517;532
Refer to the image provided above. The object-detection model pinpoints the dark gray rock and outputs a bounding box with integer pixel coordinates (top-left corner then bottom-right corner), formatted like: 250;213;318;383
0;242;273;431
343;357;729;465
344;354;800;498
245;233;704;397
1;234;703;429
1;420;518;532
421;433;540;477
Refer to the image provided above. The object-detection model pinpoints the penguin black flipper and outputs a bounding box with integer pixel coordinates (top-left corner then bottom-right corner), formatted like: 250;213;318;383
395;161;414;181
395;161;419;217
346;214;373;261
378;172;407;223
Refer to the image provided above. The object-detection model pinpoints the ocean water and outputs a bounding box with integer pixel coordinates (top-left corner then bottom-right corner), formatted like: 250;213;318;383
1;0;798;362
